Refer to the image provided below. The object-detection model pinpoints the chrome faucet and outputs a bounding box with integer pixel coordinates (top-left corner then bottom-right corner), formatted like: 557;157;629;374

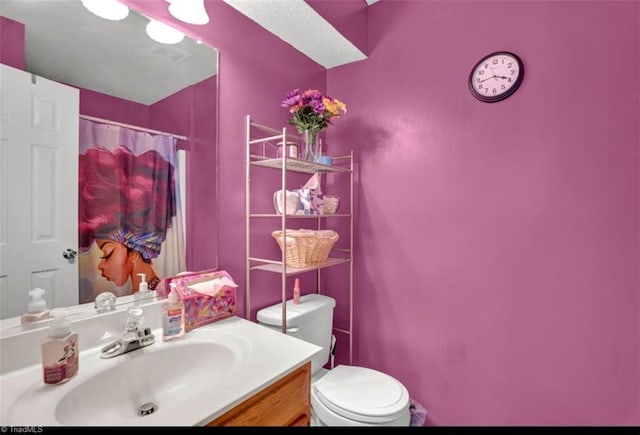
100;305;155;359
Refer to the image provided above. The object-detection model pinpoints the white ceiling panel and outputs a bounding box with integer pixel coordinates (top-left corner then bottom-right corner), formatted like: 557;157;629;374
223;0;367;69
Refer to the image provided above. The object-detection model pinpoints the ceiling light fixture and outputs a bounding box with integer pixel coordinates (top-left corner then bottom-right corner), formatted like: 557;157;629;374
145;19;185;45
81;0;129;21
168;0;210;25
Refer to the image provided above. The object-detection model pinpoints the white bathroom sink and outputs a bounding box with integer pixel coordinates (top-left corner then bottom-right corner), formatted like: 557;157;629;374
55;340;241;425
0;315;321;426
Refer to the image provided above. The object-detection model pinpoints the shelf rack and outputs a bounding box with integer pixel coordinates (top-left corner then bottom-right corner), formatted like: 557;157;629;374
244;114;354;365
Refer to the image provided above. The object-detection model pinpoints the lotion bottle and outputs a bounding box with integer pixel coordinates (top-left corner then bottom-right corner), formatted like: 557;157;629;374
21;288;52;326
162;283;185;341
41;308;79;385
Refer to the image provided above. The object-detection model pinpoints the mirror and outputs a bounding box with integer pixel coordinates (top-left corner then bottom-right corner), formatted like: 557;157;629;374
0;1;218;325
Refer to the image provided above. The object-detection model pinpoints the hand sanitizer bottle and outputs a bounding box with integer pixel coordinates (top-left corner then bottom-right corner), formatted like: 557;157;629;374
21;288;52;326
41;308;79;385
162;283;185;341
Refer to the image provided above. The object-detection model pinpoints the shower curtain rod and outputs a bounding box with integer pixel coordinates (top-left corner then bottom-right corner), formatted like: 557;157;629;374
79;114;189;141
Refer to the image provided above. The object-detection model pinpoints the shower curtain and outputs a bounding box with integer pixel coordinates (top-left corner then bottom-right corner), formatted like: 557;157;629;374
78;119;186;304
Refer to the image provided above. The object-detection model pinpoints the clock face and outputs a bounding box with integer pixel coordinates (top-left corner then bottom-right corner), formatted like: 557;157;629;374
469;51;524;102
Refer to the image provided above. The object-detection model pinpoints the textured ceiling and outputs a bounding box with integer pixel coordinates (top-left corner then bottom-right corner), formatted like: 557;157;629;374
223;0;367;69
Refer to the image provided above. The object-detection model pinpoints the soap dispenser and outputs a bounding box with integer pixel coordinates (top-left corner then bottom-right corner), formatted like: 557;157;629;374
41;308;79;385
21;288;52;326
162;283;185;341
138;273;148;293
134;273;149;302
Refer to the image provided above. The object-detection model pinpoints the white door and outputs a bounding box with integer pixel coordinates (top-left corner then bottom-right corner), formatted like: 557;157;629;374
0;64;79;319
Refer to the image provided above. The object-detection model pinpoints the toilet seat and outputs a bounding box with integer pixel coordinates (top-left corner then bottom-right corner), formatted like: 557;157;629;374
311;365;411;426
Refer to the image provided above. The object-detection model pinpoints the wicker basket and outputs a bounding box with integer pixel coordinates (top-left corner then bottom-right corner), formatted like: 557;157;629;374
271;229;339;267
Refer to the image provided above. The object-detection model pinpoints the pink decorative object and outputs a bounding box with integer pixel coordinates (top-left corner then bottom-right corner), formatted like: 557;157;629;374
169;270;237;331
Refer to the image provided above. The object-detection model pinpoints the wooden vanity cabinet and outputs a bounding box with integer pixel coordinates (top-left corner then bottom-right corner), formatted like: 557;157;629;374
206;362;311;426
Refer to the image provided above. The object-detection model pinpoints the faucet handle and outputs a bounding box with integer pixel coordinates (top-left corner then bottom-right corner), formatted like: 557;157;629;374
94;291;116;312
123;305;144;332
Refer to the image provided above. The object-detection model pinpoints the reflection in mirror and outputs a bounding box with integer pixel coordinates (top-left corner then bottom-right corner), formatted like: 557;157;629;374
0;0;218;323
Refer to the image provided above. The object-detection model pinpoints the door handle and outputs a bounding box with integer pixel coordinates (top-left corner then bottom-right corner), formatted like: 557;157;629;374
63;248;78;262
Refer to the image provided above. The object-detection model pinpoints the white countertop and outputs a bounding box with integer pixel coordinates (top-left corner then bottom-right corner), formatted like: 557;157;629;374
0;315;320;426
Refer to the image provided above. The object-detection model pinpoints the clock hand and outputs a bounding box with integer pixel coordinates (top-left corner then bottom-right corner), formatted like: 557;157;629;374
479;75;497;83
489;66;510;80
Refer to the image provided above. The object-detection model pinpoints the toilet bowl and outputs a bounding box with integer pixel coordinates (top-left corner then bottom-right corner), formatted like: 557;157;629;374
310;365;411;426
256;294;411;427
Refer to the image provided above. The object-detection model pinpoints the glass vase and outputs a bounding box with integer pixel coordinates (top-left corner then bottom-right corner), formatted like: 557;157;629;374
302;129;319;162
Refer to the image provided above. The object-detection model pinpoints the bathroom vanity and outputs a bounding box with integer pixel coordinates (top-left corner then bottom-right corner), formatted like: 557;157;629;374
0;301;320;426
207;362;311;426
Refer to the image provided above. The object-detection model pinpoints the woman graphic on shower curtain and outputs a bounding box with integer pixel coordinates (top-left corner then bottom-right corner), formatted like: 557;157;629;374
78;119;186;304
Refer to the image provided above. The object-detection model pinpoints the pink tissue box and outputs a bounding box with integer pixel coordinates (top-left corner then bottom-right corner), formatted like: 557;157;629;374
171;270;237;332
157;268;217;299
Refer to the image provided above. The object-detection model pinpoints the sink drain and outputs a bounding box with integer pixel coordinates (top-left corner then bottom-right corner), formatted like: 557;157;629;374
138;402;158;417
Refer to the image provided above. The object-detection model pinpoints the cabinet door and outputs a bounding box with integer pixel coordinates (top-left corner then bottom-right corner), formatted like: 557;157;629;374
207;362;311;426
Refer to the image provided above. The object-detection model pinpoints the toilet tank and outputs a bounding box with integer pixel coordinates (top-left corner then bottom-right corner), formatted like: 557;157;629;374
256;294;336;375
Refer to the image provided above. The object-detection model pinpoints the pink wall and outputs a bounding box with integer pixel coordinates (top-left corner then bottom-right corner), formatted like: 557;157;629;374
80;88;150;127
0;16;24;69
150;77;218;270
205;1;326;318
187;77;218;270
149;87;191;149
327;0;639;426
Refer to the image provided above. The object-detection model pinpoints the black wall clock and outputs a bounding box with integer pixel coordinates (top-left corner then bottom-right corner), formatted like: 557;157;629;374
468;51;524;103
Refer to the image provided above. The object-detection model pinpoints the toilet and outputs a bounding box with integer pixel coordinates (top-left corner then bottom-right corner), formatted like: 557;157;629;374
256;294;411;426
